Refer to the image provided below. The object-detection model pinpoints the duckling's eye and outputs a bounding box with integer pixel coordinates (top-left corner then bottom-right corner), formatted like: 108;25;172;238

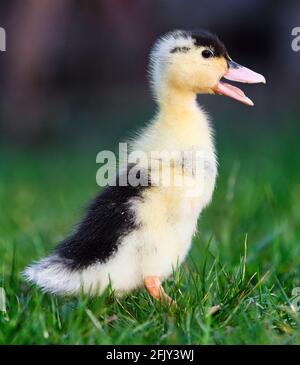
202;49;214;58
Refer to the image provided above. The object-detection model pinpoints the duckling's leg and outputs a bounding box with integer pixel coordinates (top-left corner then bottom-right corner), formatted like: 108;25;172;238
144;276;175;306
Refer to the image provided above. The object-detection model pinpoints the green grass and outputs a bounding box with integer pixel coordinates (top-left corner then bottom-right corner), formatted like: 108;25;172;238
1;120;300;344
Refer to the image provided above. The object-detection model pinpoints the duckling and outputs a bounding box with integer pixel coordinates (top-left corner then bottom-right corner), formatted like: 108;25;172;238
23;30;265;304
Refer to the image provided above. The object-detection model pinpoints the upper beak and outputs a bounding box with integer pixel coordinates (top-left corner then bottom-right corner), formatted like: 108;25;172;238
225;60;266;84
213;59;266;106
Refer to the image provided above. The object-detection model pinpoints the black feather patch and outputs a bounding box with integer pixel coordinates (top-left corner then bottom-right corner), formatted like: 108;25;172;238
55;165;150;270
174;29;228;58
190;30;228;58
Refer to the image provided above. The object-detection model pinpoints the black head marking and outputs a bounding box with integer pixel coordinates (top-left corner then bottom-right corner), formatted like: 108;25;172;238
185;30;228;58
170;46;190;54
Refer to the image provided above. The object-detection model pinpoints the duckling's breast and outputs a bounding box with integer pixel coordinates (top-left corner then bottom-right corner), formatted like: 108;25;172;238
131;151;217;279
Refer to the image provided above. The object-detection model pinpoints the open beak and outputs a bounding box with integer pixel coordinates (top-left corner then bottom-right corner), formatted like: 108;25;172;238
213;60;266;106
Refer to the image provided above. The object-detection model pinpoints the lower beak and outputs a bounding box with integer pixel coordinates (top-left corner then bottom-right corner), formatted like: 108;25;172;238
213;60;266;106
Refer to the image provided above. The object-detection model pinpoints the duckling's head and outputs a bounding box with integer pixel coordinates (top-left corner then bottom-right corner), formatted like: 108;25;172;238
150;30;265;106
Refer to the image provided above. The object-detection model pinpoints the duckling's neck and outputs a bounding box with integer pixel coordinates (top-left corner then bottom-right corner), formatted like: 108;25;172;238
132;86;214;154
159;88;197;117
156;86;213;149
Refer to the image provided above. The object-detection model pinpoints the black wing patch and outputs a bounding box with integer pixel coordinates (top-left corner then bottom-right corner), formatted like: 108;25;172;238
55;166;150;270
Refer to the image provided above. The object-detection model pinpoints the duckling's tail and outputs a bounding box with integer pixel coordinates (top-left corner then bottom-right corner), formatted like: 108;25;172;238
22;255;81;295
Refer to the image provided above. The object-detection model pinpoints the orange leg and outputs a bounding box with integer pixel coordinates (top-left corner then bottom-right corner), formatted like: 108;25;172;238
144;276;176;306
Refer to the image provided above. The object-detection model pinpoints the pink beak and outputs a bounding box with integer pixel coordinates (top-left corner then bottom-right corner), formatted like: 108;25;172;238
213;60;266;106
